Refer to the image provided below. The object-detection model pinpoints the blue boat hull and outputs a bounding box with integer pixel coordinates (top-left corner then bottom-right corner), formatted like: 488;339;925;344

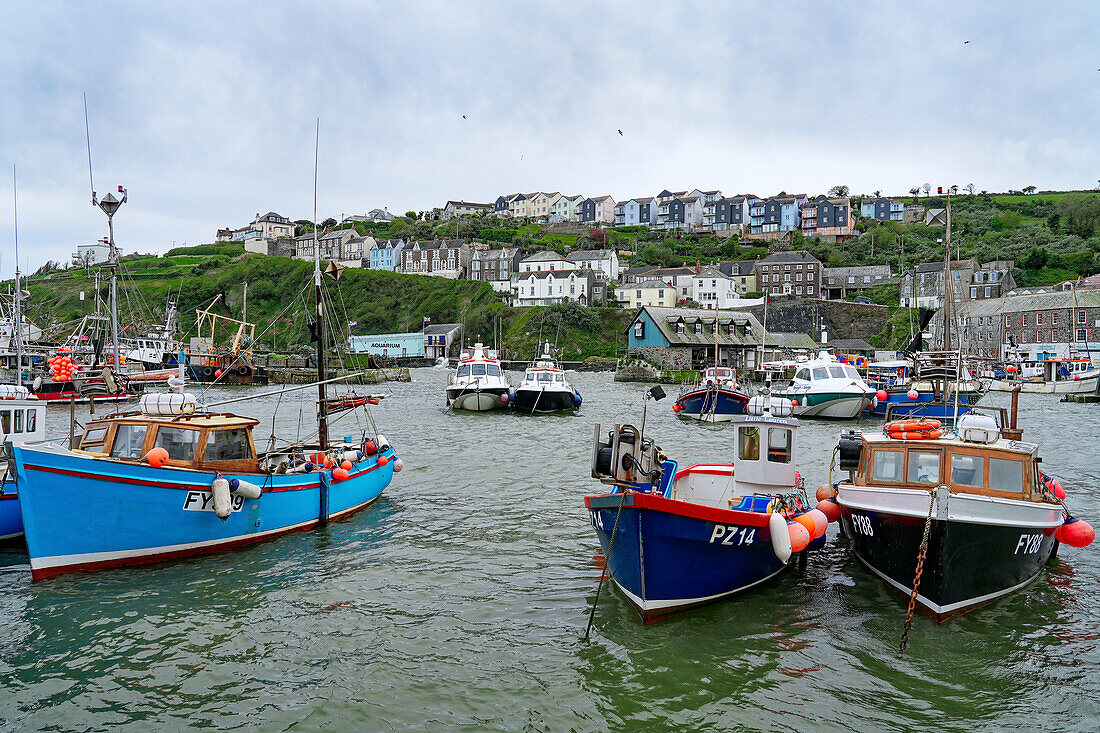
674;388;749;422
585;492;788;622
868;390;982;418
12;445;395;581
0;481;21;541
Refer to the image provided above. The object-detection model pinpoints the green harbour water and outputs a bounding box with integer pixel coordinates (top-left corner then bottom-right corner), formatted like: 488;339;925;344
1;369;1098;731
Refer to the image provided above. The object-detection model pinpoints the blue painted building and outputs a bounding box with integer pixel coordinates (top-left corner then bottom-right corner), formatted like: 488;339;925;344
860;197;905;221
368;239;406;271
349;332;424;357
749;195;804;233
625;306;776;370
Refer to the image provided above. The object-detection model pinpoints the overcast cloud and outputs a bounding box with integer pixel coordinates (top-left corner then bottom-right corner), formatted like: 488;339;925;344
1;1;1098;276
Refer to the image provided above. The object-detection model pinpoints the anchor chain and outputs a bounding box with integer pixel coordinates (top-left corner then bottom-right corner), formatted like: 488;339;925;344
900;487;939;654
584;488;629;640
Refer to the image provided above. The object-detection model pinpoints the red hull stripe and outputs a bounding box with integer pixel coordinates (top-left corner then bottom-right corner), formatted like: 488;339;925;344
585;491;771;527
23;460;385;493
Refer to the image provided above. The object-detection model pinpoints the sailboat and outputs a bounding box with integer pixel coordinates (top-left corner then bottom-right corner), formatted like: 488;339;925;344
10;127;400;580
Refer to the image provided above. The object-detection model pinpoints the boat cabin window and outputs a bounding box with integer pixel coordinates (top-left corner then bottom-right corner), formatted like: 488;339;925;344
471;364;486;377
738;426;760;461
25;409;36;433
829;366;847;379
457;365;470;377
795;368;810;382
111;424;149;459
538;372;552;383
486;364;502;377
81;425;108;450
206;428;253;461
871;449;904;482
555;373;564;382
988;456;1024;493
906;450;941;485
950;453;984;488
1;410;21;434
768;428;792;464
154;426;201;462
0;410;11;434
812;367;828;380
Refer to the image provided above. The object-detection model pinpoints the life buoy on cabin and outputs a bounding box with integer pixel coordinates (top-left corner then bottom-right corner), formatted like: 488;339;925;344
887;429;945;440
885;418;941;434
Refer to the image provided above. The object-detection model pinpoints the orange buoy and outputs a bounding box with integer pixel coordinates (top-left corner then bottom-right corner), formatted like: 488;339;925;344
1057;518;1095;548
788;521;810;553
146;447;170;467
793;512;816;536
377;455;389;467
332;467;349;481
340;460;353;471
364;440;377;455
816;497;841;523
816;484;836;502
806;509;829;538
309;451;326;465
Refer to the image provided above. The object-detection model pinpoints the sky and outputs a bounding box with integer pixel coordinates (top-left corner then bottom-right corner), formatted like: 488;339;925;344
1;1;1098;276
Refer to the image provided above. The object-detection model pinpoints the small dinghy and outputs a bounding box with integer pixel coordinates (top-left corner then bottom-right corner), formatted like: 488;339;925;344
512;353;581;414
584;386;834;622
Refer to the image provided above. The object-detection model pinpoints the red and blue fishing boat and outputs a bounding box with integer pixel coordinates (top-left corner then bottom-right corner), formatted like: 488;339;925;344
672;366;749;422
585;388;835;622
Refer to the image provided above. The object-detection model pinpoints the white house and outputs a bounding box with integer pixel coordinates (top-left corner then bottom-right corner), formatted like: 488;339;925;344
520;250;571;273
550;194;584;223
73;242;111;266
441;201;492;219
512;269;597;306
566;248;620;281
693;266;743;310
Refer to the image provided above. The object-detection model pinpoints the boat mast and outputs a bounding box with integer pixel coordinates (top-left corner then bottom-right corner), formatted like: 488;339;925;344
313;119;328;454
942;193;952;351
12;165;23;387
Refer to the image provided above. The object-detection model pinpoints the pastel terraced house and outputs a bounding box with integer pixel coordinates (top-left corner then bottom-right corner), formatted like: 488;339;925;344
800;196;856;239
551;194;584;222
617;280;678;309
614;197;657;227
527;192;561;220
580;195;616;224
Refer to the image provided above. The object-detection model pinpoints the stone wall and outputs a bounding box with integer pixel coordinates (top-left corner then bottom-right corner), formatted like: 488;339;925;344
742;298;890;342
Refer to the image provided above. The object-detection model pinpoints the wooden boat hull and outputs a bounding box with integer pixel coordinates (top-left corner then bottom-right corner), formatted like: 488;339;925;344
585;492;791;623
674;387;749;422
837;483;1062;620
12;443;395;581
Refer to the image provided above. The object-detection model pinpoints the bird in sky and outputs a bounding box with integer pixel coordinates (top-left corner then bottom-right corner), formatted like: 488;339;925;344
617;129;623;136
462;115;467;119
964;40;970;44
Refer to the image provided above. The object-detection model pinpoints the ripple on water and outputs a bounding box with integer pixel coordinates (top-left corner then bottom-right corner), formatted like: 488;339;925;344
0;374;1097;730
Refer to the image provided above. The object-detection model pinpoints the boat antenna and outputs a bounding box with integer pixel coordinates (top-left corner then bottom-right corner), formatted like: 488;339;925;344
12;164;23;389
83;92;94;203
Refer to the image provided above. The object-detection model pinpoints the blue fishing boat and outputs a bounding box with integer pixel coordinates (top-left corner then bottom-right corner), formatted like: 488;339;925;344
0;388;47;541
673;367;749;422
11;406;396;580
864;354;983;419
584;389;832;622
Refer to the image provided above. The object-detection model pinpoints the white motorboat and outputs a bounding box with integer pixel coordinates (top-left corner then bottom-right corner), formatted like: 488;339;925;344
446;343;511;411
772;351;876;419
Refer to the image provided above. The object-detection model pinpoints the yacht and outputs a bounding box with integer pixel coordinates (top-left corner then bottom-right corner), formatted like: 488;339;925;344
772;351;877;419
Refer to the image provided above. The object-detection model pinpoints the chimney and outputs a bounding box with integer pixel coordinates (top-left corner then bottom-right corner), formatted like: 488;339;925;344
696;261;701;275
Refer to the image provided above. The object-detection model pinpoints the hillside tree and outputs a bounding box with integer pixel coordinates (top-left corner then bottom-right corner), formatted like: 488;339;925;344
827;184;850;197
1058;194;1100;238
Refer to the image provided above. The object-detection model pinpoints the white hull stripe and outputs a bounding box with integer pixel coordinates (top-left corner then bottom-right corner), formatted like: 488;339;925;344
853;551;1043;614
29;494;381;571
612;565;788;612
840;495;1063;529
0;531;23;541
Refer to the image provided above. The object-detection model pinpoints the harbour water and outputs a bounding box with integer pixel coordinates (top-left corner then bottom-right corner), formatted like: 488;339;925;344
1;369;1098;730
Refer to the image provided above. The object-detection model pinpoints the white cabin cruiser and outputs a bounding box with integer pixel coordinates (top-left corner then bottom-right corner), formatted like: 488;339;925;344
513;354;581;413
446;343;512;411
772;351;876;419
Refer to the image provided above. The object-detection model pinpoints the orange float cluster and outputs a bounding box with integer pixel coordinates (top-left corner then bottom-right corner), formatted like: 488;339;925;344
48;355;76;383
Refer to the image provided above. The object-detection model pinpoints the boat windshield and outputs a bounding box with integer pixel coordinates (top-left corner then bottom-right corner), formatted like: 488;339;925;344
829;366;848;379
738;426;760;461
111;424;148;459
206;428;253;461
812;367;828;380
457;365;470;377
471;364;486;377
486;364;502;377
767;428;792;464
538;372;552;383
154;425;201;462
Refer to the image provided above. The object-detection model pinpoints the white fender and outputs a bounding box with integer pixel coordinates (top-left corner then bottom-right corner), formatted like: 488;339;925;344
393;458;404;473
230;478;262;499
343;450;361;464
290;462;315;474
33;376;42;391
769;512;792;564
375;433;389;451
211;477;232;520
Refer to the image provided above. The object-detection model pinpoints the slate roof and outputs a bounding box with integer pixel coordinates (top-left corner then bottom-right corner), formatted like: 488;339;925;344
716;260;756;277
423;322;463;335
760;250;821;265
634;306;776;347
770;332;820;350
471;247;519;260
256;211;290;223
567;249;613;261
522;250;569;263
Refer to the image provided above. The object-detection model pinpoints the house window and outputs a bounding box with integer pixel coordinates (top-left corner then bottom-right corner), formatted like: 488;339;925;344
1036;312;1044;325
1022;313;1029;326
633;322;644;339
1078;310;1087;325
1021;329;1028;343
1077;328;1088;342
1052;312;1058;325
971;287;978;298
807;286;814;295
1004;315;1011;328
985;286;991;297
1051;330;1057;342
